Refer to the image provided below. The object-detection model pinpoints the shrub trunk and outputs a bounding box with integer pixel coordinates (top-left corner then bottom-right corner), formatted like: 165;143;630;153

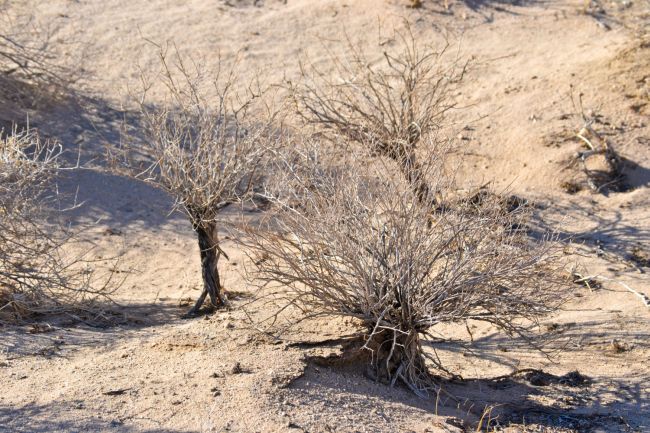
366;327;431;394
187;223;227;315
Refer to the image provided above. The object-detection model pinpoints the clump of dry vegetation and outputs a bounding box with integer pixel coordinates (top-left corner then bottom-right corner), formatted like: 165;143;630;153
243;29;564;396
0;2;118;324
289;26;467;207
128;45;279;316
0;129;120;322
247;142;566;395
0;0;73;111
574;122;624;193
566;95;627;194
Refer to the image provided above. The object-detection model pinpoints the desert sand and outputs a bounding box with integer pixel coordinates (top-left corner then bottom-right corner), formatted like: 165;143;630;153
1;0;649;432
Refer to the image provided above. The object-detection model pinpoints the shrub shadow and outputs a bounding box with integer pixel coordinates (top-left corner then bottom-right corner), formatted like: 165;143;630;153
287;315;649;432
56;168;186;231
531;194;650;272
0;300;192;360
621;155;650;191
459;0;546;13
289;353;646;432
0;401;192;433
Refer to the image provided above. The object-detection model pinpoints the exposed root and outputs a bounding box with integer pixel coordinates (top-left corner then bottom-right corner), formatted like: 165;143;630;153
362;329;439;397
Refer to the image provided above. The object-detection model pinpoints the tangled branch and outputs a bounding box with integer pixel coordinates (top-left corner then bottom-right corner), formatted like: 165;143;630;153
124;43;280;315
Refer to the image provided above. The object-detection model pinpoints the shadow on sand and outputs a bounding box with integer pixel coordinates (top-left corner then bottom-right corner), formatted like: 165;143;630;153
0;401;193;433
286;318;648;432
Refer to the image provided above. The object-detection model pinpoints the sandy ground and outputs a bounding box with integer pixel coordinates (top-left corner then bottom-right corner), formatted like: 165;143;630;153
1;0;649;432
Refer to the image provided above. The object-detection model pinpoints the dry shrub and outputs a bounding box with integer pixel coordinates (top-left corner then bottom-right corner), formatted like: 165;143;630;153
246;142;566;395
0;128;121;322
126;45;280;315
0;0;74;111
290;25;467;206
575;122;624;193
567;95;626;193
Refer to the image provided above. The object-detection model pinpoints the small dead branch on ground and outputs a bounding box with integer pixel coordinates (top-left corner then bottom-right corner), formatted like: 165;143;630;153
575;124;623;192
576;273;649;308
570;94;626;193
572;272;603;291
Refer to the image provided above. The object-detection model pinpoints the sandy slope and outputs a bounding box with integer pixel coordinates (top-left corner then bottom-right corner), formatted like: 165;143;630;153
1;0;649;432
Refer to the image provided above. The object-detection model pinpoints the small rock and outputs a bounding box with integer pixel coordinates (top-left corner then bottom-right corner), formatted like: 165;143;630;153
609;339;631;353
104;228;122;236
237;335;252;345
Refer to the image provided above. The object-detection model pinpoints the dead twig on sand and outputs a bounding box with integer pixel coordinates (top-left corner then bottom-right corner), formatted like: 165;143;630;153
571;94;625;193
579;274;649;308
